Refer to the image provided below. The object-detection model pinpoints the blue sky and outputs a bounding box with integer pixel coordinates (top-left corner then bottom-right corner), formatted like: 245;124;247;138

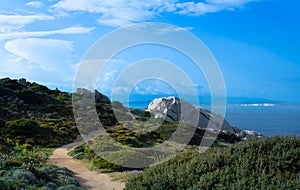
0;0;299;103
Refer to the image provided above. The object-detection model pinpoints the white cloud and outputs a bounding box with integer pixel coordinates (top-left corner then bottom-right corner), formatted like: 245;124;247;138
0;50;35;75
132;85;175;95
26;1;44;8
207;0;256;7
53;0;164;27
176;0;257;15
0;14;54;32
188;83;205;94
53;0;258;27
156;26;194;34
0;26;95;41
4;38;74;72
97;70;118;92
175;2;220;16
96;59;128;92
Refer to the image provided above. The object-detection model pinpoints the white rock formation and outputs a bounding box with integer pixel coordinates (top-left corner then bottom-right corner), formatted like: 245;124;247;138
145;96;262;140
237;130;263;140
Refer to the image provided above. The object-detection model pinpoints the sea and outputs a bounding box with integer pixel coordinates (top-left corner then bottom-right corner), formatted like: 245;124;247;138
121;99;300;137
224;104;300;136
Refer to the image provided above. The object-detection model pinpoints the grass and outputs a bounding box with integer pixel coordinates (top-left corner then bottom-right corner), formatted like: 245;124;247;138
107;172;135;183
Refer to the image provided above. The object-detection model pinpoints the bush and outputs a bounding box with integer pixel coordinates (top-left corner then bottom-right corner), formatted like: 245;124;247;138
0;143;82;190
4;119;40;137
126;137;300;190
103;150;151;168
0;78;21;90
0;118;79;147
92;156;126;172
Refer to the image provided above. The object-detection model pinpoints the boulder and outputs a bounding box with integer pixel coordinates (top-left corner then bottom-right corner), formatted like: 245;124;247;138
95;90;111;104
18;78;27;86
238;130;263;140
75;88;111;104
145;96;262;139
146;96;233;133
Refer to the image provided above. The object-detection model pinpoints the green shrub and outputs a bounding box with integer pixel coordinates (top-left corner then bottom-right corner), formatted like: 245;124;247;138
92;156;126;172
103;150;151;168
111;101;124;109
135;111;151;121
126;137;300;190
4;119;40;137
0;78;21;90
0;143;82;190
16;89;42;105
0;118;79;148
0;86;15;97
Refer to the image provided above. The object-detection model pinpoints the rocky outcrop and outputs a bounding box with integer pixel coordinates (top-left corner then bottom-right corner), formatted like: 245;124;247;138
145;96;262;140
237;130;263;140
75;88;111;104
18;78;27;86
95;90;111;104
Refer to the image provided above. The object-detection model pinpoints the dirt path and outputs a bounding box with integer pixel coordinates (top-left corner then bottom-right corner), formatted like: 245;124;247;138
48;141;125;190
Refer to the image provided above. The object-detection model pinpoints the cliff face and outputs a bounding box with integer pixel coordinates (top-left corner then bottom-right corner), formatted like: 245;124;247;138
145;96;263;140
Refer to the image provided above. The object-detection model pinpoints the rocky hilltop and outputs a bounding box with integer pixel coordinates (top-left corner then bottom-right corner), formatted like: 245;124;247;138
146;96;262;140
0;78;111;120
0;78;72;119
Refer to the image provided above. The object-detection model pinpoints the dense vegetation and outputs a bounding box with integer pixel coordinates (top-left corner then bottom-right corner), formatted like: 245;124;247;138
0;78;115;147
0;118;78;148
0;78;72;120
126;136;300;189
71;92;242;173
68;118;241;172
0;139;82;189
0;78;84;189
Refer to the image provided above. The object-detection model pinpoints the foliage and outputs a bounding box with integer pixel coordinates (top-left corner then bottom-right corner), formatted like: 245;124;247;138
68;143;128;172
0;77;73;120
0;142;82;189
126;137;300;190
0;118;79;147
68;119;241;173
91;156;128;172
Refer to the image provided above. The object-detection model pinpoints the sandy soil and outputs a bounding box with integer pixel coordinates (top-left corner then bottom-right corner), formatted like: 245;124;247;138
48;141;125;190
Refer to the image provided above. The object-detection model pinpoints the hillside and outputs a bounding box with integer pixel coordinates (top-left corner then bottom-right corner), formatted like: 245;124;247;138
0;78;78;147
0;78;72;120
0;78;84;189
0;78;115;147
126;136;300;189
